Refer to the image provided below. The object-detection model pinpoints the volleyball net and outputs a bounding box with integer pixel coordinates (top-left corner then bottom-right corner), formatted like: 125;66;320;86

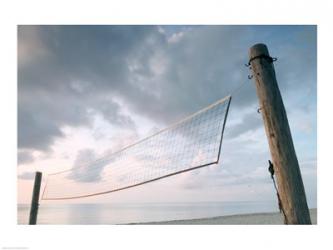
42;95;232;200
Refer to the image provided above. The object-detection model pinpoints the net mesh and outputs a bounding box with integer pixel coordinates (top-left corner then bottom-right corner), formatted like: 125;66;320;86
42;95;232;200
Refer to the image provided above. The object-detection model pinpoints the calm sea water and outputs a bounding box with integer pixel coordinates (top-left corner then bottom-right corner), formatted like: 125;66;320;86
18;201;290;225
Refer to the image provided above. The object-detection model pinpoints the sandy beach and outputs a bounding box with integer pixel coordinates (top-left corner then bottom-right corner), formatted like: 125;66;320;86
131;208;317;225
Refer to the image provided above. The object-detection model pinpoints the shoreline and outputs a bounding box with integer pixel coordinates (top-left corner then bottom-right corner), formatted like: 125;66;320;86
129;208;317;225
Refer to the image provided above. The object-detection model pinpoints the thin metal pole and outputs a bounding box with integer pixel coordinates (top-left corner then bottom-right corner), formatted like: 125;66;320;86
29;171;42;225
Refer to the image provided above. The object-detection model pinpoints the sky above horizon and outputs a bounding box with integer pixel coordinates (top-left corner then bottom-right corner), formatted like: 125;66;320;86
17;25;317;206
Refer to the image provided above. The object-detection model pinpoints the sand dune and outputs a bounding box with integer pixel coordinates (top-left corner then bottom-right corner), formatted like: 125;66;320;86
132;208;317;225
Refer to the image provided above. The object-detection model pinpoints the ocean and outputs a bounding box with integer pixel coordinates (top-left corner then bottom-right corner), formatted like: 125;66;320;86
17;200;294;225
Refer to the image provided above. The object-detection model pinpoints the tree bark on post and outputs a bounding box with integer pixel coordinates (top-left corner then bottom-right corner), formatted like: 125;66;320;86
29;171;42;225
248;43;311;224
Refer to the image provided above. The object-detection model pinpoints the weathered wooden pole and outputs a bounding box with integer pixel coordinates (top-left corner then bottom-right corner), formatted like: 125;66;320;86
248;43;311;224
29;171;42;225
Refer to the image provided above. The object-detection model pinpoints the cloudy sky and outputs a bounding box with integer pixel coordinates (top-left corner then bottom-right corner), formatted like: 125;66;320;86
17;25;316;207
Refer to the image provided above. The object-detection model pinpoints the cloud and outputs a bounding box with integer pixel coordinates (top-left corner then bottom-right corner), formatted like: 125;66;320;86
18;150;35;165
67;148;110;183
18;171;36;180
167;31;184;43
18;26;145;152
17;25;316;169
225;111;262;139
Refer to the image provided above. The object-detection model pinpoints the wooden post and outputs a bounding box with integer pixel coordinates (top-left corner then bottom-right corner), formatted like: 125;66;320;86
29;171;42;225
249;43;311;224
